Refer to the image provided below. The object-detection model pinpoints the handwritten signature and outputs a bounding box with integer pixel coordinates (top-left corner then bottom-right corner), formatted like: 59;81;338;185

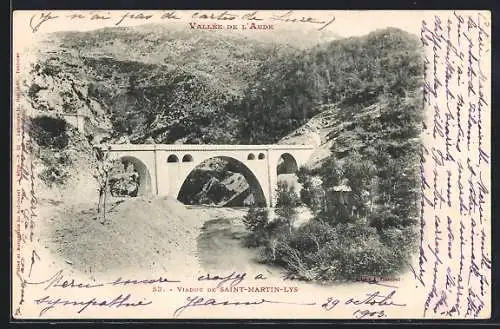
173;295;316;317
269;11;335;31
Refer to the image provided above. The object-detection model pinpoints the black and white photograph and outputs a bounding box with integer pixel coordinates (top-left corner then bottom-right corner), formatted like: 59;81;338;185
11;10;491;319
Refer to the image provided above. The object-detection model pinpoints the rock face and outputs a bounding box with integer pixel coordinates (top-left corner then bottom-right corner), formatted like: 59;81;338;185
180;170;252;206
109;175;139;197
176;155;275;207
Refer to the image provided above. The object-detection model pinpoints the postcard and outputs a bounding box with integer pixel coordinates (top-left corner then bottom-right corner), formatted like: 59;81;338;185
11;10;491;319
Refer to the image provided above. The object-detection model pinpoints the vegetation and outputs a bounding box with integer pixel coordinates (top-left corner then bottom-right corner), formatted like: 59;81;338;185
275;182;302;233
297;166;325;213
242;206;272;248
92;145;114;224
29;116;70;149
245;153;419;281
28;116;72;186
27;25;423;280
28;27;421;146
237;28;423;143
239;28;423;281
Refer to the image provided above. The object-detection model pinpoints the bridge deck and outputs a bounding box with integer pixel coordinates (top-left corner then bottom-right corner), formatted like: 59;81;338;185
108;144;315;151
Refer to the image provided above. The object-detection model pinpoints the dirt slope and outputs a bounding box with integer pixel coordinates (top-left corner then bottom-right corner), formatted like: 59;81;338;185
39;196;205;279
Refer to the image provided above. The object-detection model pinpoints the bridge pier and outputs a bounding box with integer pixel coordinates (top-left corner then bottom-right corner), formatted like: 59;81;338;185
266;147;278;207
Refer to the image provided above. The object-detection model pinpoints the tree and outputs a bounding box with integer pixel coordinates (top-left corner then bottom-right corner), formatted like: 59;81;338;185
92;145;113;224
297;166;325;213
265;217;289;261
275;181;301;233
297;166;313;206
318;156;342;190
242;206;270;247
243;206;269;233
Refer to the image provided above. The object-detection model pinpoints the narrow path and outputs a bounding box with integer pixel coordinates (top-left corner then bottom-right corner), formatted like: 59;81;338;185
193;207;282;277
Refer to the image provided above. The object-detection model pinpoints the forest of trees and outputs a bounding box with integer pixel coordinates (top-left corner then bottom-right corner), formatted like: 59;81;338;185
46;27;422;147
241;28;424;281
126;28;420;146
237;27;423;143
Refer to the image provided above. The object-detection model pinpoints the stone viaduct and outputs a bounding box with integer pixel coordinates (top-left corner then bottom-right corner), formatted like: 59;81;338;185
108;144;315;207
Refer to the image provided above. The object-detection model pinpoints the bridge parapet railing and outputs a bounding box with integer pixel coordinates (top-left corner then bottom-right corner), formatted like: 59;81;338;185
107;144;316;151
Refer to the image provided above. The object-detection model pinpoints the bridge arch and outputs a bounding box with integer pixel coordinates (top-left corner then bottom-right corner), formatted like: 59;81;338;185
277;153;298;175
114;155;153;196
176;156;267;206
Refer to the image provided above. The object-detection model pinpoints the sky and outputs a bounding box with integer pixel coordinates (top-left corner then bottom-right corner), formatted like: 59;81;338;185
12;9;489;67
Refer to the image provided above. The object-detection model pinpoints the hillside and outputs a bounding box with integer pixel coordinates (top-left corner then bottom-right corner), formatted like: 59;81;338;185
23;25;423;208
38;196;207;278
26;25;421;144
238;27;423;143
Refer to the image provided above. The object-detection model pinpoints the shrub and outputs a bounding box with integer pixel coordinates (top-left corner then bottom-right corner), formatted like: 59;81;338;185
296;166;311;189
39;166;70;186
242;206;270;247
315;223;393;280
297;167;325;211
276;181;301;208
242;206;292;261
285;220;337;255
314;208;356;227
264;219;413;281
275;181;301;233
29;116;69;149
274;238;318;280
272;220;338;280
378;226;419;272
262;217;291;262
243;206;269;232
